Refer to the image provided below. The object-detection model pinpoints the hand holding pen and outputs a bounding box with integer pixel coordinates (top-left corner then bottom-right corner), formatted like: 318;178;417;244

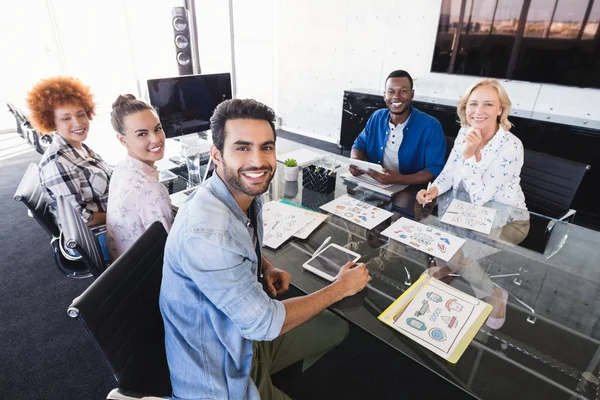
416;182;438;206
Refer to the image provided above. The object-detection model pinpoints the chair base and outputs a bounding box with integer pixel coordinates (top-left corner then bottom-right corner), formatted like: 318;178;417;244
50;238;92;279
107;388;170;400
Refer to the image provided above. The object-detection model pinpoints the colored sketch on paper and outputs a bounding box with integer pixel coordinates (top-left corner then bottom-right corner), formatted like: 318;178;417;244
319;195;393;230
389;277;485;356
440;199;497;234
381;217;465;262
262;201;315;249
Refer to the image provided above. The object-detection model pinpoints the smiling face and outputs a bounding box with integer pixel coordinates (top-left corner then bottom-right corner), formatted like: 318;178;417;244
117;109;165;167
53;104;90;148
211;118;277;209
466;85;502;134
384;77;414;118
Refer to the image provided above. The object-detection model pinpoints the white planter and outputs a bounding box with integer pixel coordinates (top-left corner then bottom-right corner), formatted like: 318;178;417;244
284;166;299;181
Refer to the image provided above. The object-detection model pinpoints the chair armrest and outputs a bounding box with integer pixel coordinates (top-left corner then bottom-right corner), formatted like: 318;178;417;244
91;224;106;235
558;209;576;223
107;389;170;400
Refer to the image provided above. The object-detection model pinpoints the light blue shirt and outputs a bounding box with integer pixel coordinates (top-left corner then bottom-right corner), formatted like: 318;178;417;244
159;173;286;400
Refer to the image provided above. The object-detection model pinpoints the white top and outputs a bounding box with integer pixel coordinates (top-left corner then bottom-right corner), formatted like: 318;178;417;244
433;126;527;212
382;117;409;171
106;155;173;261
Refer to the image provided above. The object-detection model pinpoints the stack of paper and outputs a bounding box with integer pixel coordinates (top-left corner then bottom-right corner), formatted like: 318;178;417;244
278;200;328;239
262;201;317;248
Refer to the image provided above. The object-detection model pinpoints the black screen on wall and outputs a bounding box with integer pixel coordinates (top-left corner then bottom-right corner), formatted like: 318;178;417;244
147;73;232;138
431;0;600;89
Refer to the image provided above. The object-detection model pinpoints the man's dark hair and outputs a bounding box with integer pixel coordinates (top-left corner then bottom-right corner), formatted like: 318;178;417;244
210;98;277;153
386;70;413;89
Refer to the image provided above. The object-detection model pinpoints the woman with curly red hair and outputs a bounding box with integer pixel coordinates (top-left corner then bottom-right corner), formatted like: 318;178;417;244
26;76;112;230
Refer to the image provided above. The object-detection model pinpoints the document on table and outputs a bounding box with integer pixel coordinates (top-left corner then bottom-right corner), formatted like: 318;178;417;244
341;172;407;196
319;195;393;230
262;201;316;248
440;199;496;235
381;218;465;262
378;273;492;363
278;199;328;239
277;148;322;167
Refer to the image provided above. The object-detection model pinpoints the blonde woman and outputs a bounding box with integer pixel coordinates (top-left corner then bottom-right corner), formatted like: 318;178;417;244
416;79;530;330
417;78;526;208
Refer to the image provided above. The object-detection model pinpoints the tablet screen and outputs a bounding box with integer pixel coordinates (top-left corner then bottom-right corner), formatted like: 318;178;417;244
305;244;360;279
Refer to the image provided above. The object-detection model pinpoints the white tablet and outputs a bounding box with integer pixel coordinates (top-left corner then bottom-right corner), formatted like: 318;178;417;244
348;159;384;174
302;243;361;282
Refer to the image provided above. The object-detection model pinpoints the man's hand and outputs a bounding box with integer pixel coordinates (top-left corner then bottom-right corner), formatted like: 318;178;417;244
334;262;371;298
462;128;483;160
349;164;365;177
365;168;402;185
264;267;292;297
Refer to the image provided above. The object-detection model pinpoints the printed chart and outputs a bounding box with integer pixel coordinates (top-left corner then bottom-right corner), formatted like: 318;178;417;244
320;195;393;230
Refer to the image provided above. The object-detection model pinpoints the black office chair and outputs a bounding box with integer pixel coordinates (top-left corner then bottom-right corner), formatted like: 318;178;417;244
521;149;590;221
13;163;92;278
519;149;590;254
56;195;108;279
6;101;52;154
67;221;172;400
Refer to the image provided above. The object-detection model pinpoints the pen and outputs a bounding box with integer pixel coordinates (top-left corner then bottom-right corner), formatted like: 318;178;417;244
423;182;432;208
313;236;332;256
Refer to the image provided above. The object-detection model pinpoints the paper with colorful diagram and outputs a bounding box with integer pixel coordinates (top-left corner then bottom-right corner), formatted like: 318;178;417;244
319;195;393;230
440;199;497;234
381;217;465;262
378;274;492;363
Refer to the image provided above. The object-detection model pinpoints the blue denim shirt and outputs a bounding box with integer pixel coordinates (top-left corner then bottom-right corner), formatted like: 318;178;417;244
159;173;286;400
352;106;446;178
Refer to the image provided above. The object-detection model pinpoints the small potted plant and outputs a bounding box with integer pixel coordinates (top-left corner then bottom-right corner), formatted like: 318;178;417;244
283;158;299;181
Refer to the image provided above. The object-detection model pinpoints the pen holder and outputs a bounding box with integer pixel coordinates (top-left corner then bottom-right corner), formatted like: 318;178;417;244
302;165;336;195
301;165;336;211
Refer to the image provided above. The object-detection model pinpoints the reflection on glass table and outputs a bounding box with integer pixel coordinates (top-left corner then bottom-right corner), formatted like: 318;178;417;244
261;155;600;400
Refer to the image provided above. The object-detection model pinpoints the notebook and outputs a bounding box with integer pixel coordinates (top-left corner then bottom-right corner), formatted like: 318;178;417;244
378;273;492;363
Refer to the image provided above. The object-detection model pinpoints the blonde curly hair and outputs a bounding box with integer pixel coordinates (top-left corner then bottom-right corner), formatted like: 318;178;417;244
26;76;96;134
457;78;513;131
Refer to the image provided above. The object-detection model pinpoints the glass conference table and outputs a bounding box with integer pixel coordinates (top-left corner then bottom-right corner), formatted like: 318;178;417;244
168;138;600;400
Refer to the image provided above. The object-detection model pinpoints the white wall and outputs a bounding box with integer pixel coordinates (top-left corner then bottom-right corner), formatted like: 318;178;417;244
230;0;600;143
0;0;185;163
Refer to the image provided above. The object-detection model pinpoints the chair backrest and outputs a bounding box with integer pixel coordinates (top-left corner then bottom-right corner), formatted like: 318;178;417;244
67;221;172;396
520;149;590;218
56;195;107;279
13;163;60;238
444;135;455;161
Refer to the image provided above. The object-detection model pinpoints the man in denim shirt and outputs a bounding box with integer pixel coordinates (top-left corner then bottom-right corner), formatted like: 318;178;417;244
160;99;371;399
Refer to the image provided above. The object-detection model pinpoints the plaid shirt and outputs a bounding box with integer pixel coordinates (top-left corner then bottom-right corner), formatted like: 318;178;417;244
39;133;113;224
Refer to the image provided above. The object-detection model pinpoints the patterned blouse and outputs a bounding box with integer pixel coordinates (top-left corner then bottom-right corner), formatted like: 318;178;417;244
38;133;112;224
106;155;173;261
433;126;527;210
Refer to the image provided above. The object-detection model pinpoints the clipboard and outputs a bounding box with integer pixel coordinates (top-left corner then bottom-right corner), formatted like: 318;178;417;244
378;274;492;363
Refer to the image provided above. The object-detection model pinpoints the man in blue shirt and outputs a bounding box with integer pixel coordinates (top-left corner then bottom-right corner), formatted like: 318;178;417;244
159;98;371;400
350;70;446;187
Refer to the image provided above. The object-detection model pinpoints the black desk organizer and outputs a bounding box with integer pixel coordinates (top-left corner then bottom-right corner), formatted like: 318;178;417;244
301;165;336;211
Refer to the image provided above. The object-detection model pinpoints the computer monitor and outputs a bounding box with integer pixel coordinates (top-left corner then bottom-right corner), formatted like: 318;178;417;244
147;73;232;138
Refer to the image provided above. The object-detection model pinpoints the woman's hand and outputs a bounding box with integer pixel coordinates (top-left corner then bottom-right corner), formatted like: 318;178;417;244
416;186;438;205
462;128;483;160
